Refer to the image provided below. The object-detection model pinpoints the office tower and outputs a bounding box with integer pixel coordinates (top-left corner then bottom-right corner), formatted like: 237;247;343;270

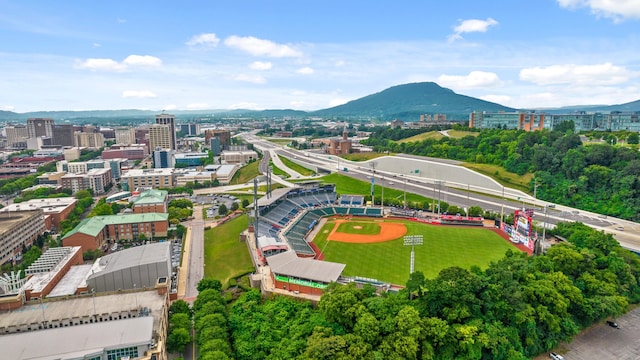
6;125;28;149
115;128;136;145
149;125;172;151
152;148;175;169
27;118;54;138
155;114;176;150
52;124;75;147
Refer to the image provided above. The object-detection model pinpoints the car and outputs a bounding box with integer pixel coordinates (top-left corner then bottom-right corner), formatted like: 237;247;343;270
616;226;624;231
606;320;620;329
549;352;564;360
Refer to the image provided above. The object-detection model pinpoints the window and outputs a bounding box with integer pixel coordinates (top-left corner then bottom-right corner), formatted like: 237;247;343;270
106;346;139;360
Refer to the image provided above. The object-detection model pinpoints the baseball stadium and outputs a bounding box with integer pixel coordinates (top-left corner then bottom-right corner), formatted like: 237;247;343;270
252;183;525;295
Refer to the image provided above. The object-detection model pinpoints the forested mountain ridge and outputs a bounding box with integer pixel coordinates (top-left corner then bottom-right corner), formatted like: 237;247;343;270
362;125;640;221
223;222;640;359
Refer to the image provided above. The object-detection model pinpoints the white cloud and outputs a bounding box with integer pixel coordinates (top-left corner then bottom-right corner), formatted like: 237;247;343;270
519;62;633;85
92;43;101;48
229;102;260;110
0;105;15;111
479;95;512;105
123;55;162;67
76;55;161;72
449;18;498;41
437;71;502;89
186;33;220;47
122;90;157;98
328;98;349;107
163;104;177;111
249;61;273;70
232;74;267;84
76;58;126;72
187;103;210;110
224;35;303;57
557;0;640;21
296;67;315;75
334;60;345;67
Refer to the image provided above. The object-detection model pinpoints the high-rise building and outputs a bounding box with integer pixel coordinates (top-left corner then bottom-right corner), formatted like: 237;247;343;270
204;129;231;150
148;125;172;151
5;125;28;149
155;114;176;150
179;123;200;136
52;124;74;147
73;131;104;148
27;118;54;138
115;128;136;145
152;149;175;169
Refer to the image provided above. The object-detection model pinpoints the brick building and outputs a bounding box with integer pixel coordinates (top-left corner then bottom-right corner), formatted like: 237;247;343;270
131;189;168;214
0;197;76;231
0;210;46;265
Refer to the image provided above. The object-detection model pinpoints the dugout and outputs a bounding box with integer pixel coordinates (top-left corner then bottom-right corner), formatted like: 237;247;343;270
267;251;345;296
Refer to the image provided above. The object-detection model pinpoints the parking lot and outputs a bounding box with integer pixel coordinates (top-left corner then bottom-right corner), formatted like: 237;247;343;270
539;306;640;360
193;194;241;219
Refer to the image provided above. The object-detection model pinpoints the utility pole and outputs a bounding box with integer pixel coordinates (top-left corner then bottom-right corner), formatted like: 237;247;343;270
500;186;505;225
369;161;377;202
403;175;407;209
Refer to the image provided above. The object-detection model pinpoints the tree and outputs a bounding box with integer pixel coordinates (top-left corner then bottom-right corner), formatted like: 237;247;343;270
198;278;222;292
218;203;228;216
242;199;250;208
231;202;239;211
166;327;191;353
627;132;639;145
169;299;191;317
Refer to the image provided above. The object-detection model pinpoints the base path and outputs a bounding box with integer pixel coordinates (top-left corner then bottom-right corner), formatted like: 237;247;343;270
328;219;408;243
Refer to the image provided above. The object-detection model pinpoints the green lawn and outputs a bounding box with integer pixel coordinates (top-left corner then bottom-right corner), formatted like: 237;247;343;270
318;173;432;204
278;155;316;176
313;219;515;285
339;153;388;162
336;221;380;235
203;214;254;286
230;161;260;184
269;160;289;178
461;163;533;194
396;131;444;144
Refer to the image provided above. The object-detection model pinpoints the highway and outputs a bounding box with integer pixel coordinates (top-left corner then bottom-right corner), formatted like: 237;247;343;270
239;131;640;252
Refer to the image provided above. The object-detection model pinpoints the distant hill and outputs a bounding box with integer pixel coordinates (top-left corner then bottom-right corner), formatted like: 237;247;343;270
311;82;515;120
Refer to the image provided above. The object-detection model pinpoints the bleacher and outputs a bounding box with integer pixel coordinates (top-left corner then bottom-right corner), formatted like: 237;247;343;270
348;207;365;215
338;194;365;206
365;207;383;217
256;220;280;238
334;207;349;215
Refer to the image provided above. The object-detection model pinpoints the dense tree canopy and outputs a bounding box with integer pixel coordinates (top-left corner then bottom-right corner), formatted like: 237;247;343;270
220;222;640;359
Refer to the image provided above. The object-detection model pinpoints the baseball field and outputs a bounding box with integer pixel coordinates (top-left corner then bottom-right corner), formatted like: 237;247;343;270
312;217;516;285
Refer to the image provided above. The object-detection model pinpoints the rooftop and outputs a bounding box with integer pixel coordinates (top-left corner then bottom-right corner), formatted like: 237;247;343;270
88;242;170;280
122;168;174;177
0;197;76;214
1;316;154;360
0;211;42;236
62;213;169;239
132;189;168;205
267;251;345;284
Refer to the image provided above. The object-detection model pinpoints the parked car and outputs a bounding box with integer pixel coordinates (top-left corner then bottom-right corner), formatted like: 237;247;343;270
549;352;564;360
606;320;620;329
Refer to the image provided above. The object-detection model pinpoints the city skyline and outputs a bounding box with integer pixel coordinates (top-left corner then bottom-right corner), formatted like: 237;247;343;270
0;0;639;112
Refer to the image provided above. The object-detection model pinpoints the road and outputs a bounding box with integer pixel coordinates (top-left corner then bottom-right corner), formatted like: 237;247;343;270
239;131;640;253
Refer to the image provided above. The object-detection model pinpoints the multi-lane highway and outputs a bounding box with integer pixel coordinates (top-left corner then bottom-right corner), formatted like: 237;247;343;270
239;131;640;252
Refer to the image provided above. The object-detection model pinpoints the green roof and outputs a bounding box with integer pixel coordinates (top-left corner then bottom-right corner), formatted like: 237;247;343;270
132;189;168;205
63;217;105;238
63;213;169;239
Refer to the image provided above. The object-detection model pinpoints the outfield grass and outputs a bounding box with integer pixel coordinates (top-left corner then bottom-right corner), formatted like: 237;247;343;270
313;219;514;285
336;221;380;235
203;214;254;286
230;161;260;185
318;173;432;204
461;163;533;194
278;155;316;176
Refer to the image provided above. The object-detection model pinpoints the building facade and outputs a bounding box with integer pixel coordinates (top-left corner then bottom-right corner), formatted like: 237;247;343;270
132;189;169;214
152;149;175;169
5;125;28;149
148;125;172;151
121;169;174;190
27;118;54;138
155;114;177;150
0;210;45;265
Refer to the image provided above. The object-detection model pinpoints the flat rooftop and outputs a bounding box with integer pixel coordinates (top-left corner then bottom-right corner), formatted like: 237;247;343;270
0;211;41;236
0;290;165;331
47;264;92;298
0;316;153;360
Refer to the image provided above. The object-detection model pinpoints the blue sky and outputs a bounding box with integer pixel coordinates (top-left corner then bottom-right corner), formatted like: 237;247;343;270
0;0;639;113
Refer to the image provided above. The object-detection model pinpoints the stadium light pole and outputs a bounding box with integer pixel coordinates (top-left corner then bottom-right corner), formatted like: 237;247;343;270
403;175;407;209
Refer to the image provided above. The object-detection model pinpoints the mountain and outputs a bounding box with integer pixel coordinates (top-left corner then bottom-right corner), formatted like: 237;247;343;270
312;82;515;120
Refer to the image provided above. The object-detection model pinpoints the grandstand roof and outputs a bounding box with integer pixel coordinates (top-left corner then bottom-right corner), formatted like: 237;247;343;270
268;251;345;284
255;187;291;207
